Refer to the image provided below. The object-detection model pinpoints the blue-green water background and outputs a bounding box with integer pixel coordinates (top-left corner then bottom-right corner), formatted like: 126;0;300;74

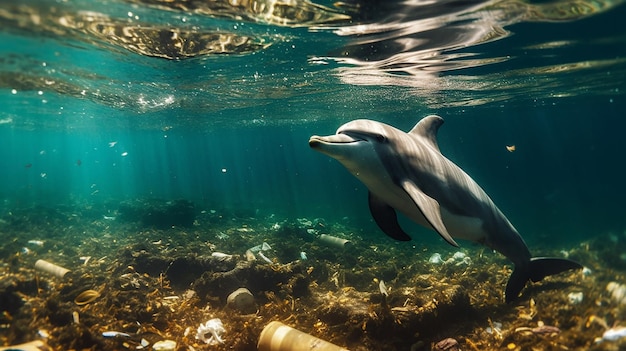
1;0;625;249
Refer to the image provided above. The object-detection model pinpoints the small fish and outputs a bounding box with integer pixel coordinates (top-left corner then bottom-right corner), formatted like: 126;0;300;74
102;331;130;337
108;141;117;147
76;159;82;166
24;163;32;168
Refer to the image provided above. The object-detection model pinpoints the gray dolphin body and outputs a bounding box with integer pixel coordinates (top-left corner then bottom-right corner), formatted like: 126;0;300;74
309;115;582;302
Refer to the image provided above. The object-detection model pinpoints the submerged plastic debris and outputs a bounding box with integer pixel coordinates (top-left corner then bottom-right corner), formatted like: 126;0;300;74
319;234;351;248
606;281;626;304
196;318;225;345
248;242;275;263
595;326;626;343
34;259;70;279
152;340;176;351
429;253;443;264
257;321;348;351
102;331;130;337
379;280;388;296
567;291;583;304
211;252;233;259
428;252;471;265
249;242;271;252
434;337;460;351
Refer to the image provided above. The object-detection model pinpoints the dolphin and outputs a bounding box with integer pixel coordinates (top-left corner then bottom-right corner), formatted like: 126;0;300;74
309;115;582;302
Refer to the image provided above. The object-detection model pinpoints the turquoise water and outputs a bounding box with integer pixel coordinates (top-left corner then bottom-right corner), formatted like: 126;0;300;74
1;0;625;243
2;1;626;350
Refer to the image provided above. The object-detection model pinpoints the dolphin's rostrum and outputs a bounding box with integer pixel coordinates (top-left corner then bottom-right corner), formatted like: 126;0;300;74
309;115;582;302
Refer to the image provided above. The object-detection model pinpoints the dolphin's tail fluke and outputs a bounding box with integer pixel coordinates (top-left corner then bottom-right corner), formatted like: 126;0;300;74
505;257;583;303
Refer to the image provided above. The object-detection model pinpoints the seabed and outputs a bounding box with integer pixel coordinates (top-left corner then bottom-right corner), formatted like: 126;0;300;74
1;199;625;351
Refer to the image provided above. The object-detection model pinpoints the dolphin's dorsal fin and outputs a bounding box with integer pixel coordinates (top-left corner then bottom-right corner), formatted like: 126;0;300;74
408;115;444;152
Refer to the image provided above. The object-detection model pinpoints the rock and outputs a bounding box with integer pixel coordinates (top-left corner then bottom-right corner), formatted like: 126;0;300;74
226;288;256;314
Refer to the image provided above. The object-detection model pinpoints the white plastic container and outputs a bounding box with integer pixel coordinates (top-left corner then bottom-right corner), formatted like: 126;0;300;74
34;259;70;279
318;234;351;249
257;321;349;351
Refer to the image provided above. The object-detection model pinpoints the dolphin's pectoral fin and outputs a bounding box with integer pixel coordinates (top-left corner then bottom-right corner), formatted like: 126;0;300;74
400;180;459;247
368;192;412;241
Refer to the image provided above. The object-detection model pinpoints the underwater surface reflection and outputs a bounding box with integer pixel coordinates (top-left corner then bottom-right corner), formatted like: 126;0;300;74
0;0;624;127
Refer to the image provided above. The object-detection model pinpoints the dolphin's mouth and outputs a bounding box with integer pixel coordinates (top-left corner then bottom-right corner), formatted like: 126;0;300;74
309;133;362;148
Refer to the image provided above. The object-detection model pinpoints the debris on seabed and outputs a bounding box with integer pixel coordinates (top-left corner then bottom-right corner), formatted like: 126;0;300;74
1;205;624;351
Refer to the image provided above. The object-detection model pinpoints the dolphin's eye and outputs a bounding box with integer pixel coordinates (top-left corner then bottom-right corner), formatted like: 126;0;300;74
376;134;386;143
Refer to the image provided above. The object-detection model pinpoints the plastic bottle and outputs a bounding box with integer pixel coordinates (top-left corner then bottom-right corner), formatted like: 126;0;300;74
34;259;70;279
318;234;351;249
257;321;349;351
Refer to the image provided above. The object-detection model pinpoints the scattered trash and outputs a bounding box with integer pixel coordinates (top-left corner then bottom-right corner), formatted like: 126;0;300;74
428;252;470;266
486;321;503;335
606;281;626;305
434;337;460;351
152;340;176;351
258;321;349;351
211;252;233;260
102;331;130;337
515;321;560;336
318;234;351;248
74;289;101;306
300;251;308;260
79;256;91;265
379;280;388;296
196;318;225;345
452;252;466;260
595;326;626;343
258;251;273;264
27;240;44;246
249;242;271;252
429;253;443;264
34;259;70;279
137;338;150;349
567;291;583;304
245;249;256;261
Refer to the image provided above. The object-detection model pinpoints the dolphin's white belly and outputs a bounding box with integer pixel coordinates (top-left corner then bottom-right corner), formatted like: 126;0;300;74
363;174;487;243
345;148;488;244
